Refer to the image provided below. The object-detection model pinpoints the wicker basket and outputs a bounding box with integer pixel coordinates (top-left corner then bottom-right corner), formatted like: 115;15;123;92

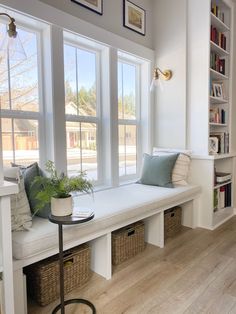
25;243;90;306
112;221;145;265
164;206;182;239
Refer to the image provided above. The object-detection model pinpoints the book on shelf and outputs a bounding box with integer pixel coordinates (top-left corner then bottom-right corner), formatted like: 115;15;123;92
210;52;226;75
214;183;231;212
211;3;225;23
210;25;227;50
216;171;232;183
209;108;225;124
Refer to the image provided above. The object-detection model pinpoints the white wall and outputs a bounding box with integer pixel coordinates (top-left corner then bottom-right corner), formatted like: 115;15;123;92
39;0;154;49
153;0;187;149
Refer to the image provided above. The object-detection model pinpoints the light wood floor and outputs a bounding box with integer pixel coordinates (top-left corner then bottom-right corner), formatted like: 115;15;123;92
28;217;236;314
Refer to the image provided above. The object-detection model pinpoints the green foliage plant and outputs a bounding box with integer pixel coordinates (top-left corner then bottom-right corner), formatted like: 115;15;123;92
32;160;93;210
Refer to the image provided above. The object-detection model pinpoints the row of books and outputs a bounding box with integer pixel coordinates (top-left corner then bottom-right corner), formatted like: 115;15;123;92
210;25;227;51
210;52;226;75
211;3;225;23
213;183;231;212
210;132;229;154
209;108;226;124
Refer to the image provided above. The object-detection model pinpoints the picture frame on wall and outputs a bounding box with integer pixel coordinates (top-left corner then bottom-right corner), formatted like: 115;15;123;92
123;0;146;36
71;0;103;15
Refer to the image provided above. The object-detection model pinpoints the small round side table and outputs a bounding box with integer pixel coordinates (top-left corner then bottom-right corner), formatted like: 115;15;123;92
48;213;96;314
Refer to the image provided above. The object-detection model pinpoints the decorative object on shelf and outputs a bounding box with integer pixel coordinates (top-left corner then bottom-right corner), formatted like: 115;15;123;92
32;160;93;216
71;0;103;15
0;12;26;61
212;82;224;99
150;67;172;91
123;0;145;36
209;136;219;154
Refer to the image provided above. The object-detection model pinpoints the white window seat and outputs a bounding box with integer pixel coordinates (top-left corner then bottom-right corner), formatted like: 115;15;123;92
12;183;201;314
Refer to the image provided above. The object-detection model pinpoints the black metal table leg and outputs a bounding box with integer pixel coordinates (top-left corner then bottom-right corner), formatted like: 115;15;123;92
49;214;96;314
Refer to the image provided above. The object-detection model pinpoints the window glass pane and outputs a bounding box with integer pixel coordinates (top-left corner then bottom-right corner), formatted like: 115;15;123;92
64;44;97;117
2;118;39;166
66;121;97;180
14;119;39;165
118;62;136;120
10;29;39;112
119;124;137;176
0;24;39;112
64;45;77;115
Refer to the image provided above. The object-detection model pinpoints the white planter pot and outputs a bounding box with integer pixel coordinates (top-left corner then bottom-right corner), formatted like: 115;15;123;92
51;196;72;216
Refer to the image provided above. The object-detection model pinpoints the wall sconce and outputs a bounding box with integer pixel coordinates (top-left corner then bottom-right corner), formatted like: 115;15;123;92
0;12;26;61
150;67;172;91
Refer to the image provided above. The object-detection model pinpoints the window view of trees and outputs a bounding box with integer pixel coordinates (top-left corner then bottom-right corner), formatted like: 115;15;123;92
64;44;98;180
118;61;138;177
0;24;40;166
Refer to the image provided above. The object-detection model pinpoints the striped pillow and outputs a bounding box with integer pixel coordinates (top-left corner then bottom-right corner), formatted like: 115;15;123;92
153;148;191;186
4;167;32;231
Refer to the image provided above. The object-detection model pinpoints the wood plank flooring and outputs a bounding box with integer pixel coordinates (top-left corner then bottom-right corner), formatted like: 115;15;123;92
28;217;236;314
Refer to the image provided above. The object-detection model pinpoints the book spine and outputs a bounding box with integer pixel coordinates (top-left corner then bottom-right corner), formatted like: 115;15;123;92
220;186;225;209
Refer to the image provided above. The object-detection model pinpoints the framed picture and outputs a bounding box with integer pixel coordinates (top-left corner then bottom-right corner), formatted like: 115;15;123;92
123;0;146;36
71;0;103;15
209;137;219;154
212;82;224;99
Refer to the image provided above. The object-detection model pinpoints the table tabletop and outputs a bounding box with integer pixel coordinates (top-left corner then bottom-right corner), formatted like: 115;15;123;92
48;213;95;225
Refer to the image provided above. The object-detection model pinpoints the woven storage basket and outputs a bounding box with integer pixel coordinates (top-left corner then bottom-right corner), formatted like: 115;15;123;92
164;206;182;239
112;221;145;265
25;243;90;306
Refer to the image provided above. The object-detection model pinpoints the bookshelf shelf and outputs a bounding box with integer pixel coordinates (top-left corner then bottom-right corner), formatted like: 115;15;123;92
209;96;228;104
214;180;232;189
210;68;228;80
210;12;230;32
209;123;227;127
210;41;229;56
213;207;234;229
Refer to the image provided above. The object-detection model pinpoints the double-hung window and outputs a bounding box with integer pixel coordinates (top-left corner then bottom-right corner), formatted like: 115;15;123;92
64;43;100;181
118;58;140;179
0;23;42;166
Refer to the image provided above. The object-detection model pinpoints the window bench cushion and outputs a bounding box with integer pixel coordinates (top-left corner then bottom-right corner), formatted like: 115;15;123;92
12;183;200;260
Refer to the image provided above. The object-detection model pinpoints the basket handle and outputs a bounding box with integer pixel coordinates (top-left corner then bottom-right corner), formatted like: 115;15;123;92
171;213;175;217
127;228;135;236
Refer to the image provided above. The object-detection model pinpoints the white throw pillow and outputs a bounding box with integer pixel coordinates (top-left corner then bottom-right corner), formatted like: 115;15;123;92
4;167;32;231
153;148;191;186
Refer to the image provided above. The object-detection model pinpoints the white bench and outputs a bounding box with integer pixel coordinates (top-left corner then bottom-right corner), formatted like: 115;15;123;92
12;183;201;314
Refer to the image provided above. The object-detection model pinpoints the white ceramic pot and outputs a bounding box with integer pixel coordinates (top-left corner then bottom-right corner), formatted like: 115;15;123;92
51;196;72;216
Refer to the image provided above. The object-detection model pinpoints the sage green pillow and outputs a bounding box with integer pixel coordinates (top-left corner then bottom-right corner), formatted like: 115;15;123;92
139;153;179;188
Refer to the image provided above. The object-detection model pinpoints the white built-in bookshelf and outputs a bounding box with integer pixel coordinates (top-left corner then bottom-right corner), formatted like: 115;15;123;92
188;0;235;230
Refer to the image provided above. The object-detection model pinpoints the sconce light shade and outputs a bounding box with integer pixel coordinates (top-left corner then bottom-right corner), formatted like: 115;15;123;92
0;32;26;61
150;67;172;92
0;13;26;62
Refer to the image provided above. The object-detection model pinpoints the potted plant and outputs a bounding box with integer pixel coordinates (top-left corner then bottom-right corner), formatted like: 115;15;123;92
33;160;93;216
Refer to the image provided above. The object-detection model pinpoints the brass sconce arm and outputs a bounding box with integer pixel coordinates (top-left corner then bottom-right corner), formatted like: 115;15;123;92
154;67;172;81
0;12;17;38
